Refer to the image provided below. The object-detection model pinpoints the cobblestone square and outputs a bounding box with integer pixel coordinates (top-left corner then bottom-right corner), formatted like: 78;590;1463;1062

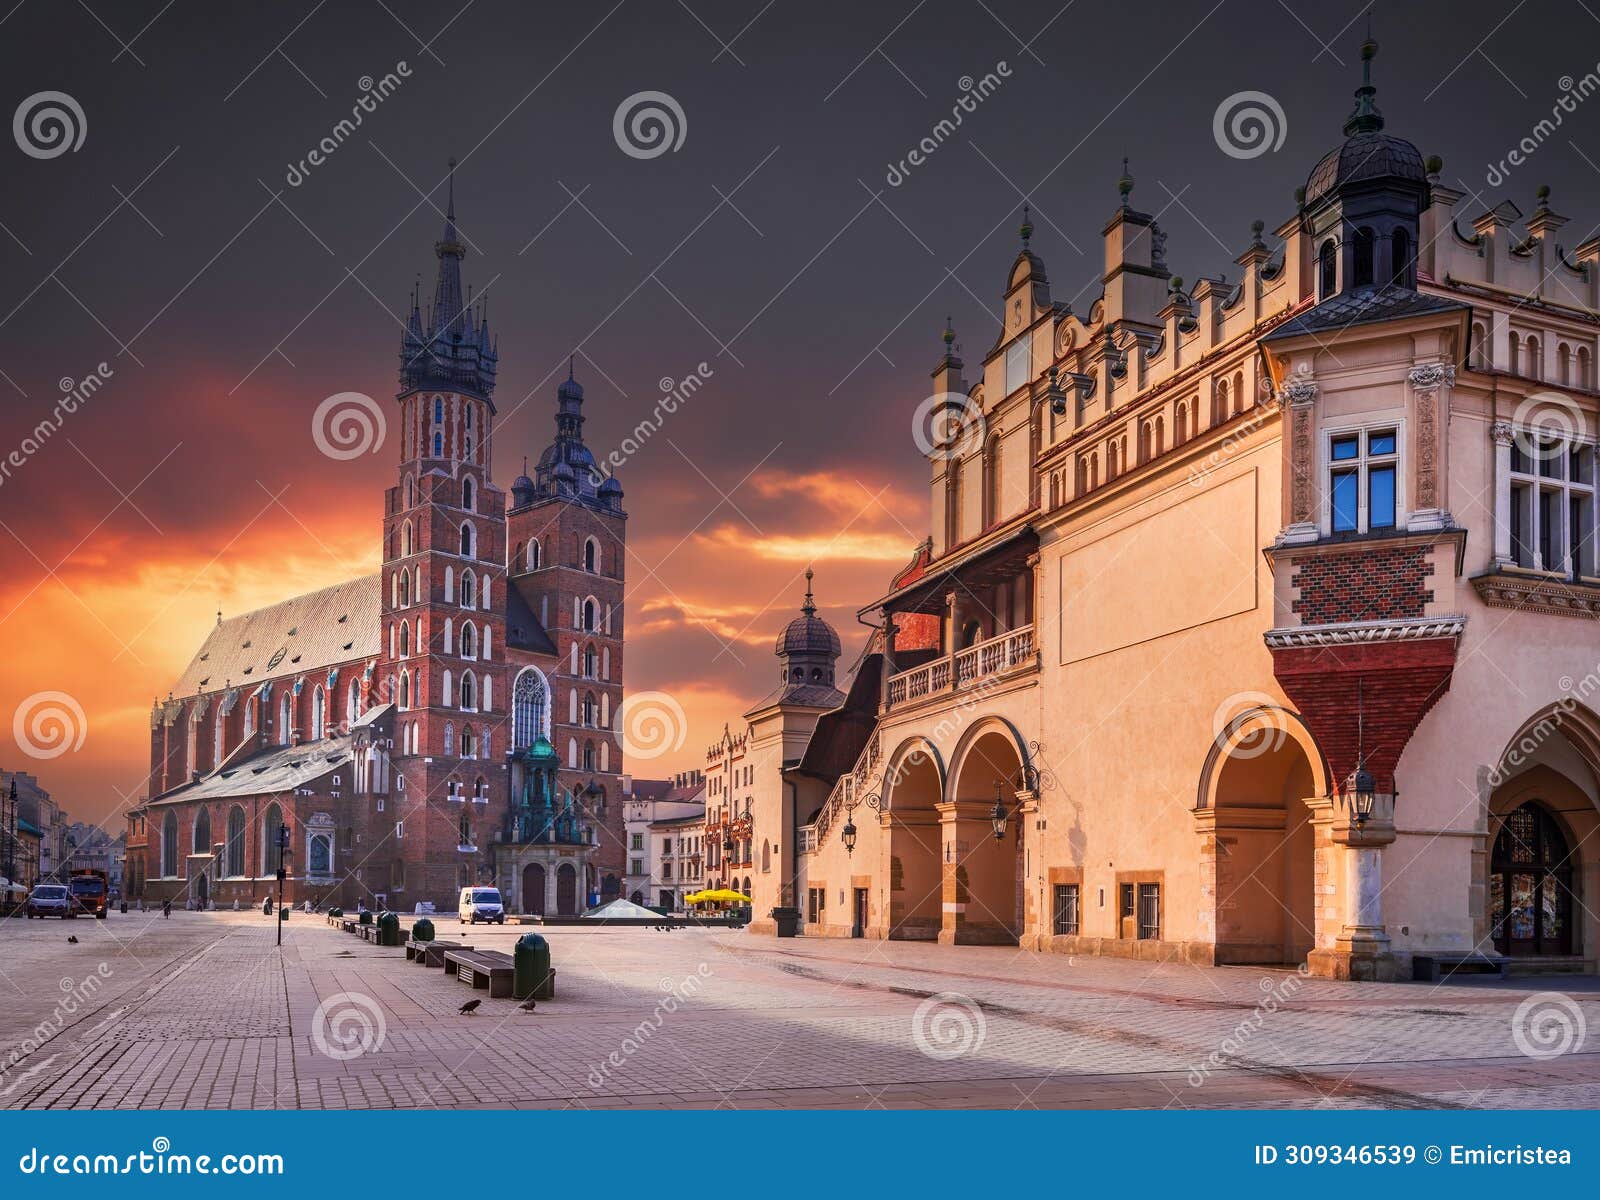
1;910;1596;1110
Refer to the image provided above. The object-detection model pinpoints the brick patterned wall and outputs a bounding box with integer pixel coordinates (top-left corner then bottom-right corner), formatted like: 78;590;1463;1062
1292;545;1433;625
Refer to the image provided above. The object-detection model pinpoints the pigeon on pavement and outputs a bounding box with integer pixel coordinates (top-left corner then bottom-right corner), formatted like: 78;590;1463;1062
458;998;482;1015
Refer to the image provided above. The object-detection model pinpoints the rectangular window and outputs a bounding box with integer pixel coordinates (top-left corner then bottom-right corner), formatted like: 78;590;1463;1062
1118;882;1135;938
1507;431;1596;577
1327;427;1399;533
1052;884;1080;935
1004;338;1031;395
1137;883;1161;940
630;858;644;875
630;833;642;851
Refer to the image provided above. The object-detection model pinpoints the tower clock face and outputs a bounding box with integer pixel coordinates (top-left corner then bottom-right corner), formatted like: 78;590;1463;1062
266;646;287;672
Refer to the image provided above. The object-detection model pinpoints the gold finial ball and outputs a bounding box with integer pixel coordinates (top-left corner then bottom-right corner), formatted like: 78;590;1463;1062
1361;37;1378;61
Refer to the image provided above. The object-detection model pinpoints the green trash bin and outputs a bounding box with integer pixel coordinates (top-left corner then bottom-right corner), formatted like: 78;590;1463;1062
377;910;401;947
328;906;343;918
412;917;435;943
359;910;373;925
513;933;554;1001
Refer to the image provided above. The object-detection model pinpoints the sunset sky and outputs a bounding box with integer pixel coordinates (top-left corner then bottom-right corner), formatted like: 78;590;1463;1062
2;0;1590;827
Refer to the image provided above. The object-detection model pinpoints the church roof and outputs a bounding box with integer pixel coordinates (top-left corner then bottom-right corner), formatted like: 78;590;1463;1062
167;575;381;699
505;575;559;655
150;732;354;804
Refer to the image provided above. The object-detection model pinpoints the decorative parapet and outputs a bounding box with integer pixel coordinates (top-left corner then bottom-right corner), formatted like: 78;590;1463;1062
1264;615;1466;649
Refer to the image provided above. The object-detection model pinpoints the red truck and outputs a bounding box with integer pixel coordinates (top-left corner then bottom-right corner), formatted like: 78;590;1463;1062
69;869;109;918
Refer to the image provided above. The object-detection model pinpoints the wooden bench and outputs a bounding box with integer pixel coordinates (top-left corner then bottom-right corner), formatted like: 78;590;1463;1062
444;949;513;998
407;938;470;967
340;918;358;934
1412;952;1508;982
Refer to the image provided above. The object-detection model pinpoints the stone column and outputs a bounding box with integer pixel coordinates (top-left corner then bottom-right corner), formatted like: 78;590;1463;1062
1490;420;1515;567
944;589;961;691
879;609;898;712
1308;793;1397;981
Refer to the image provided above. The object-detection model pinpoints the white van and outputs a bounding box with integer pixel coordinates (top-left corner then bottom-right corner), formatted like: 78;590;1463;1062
459;886;505;925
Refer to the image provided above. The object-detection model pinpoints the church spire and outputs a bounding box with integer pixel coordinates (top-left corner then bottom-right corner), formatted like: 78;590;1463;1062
802;566;816;616
400;159;498;399
1342;25;1384;136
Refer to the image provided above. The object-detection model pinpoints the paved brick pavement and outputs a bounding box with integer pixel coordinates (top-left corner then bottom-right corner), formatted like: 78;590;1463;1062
0;909;1596;1109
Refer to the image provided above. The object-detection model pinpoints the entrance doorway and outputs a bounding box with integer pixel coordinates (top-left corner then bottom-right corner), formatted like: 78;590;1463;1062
556;863;578;916
1491;801;1574;956
852;887;868;937
196;873;209;908
522;863;546;915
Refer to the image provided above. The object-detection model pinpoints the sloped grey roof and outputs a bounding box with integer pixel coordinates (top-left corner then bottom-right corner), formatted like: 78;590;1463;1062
150;734;356;804
505;575;558;655
168;575;381;698
1261;286;1465;342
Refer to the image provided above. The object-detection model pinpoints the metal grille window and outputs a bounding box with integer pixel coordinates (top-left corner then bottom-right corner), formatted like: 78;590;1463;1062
1137;882;1161;941
1052;884;1080;935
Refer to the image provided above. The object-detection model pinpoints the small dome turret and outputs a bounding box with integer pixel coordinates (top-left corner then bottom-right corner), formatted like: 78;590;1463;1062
775;568;841;690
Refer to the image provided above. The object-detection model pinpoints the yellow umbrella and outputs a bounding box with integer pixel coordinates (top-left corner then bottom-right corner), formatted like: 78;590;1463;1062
687;888;751;904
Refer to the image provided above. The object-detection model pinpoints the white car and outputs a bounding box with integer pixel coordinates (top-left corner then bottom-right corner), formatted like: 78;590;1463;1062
27;884;73;919
458;887;505;925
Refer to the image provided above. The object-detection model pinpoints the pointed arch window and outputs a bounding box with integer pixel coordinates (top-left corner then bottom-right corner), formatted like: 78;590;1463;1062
161;811;178;877
582;598;597;631
513;669;548;748
460;622;477;659
225;806;246;877
528;540;541;570
260;803;283;877
460;522;475;558
584;537;598;572
278;692;293;745
460;671;477;712
462;476;475;511
460;725;476;757
312;685;325;740
193;806;211;854
1318;239;1337;299
461;570;476;608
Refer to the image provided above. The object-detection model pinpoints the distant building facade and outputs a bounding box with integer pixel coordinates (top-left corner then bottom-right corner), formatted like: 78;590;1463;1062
622;771;705;909
124;174;630;913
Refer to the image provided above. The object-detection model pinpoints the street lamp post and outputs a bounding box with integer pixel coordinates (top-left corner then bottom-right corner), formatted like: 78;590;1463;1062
275;822;290;946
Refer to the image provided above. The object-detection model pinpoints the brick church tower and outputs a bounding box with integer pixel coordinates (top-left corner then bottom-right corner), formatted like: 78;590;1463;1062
378;165;511;906
505;364;629;898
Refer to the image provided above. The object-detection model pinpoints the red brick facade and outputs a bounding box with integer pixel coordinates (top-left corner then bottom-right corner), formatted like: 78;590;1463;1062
1290;545;1434;625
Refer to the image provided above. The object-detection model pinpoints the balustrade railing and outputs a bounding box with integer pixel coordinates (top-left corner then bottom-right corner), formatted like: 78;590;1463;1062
885;624;1034;710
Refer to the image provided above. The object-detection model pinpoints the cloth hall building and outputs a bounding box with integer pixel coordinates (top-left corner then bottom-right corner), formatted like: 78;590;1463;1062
716;41;1600;980
125;178;629;916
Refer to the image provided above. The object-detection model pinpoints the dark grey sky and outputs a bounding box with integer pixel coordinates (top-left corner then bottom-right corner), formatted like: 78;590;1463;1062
6;0;1600;815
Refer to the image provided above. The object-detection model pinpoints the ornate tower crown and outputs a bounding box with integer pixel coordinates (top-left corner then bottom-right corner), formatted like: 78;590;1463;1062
399;160;499;401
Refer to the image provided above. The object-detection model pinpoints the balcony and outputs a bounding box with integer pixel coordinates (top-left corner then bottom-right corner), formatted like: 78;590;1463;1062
885;624;1035;710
